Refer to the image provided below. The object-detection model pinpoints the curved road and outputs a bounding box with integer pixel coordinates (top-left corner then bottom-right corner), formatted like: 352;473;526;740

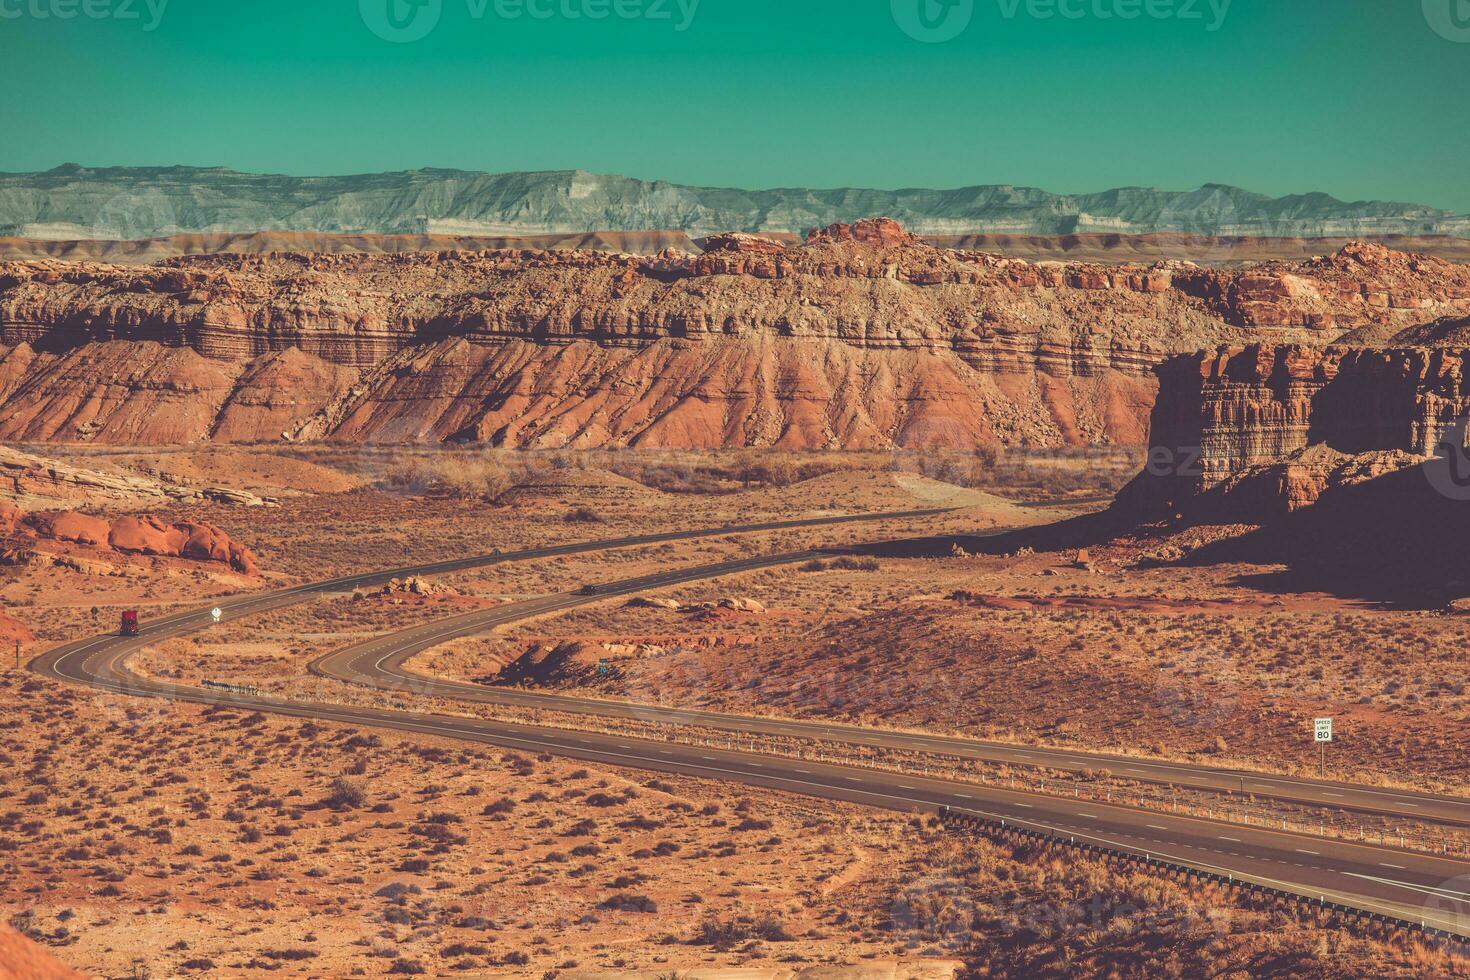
319;573;1470;830
29;512;1470;939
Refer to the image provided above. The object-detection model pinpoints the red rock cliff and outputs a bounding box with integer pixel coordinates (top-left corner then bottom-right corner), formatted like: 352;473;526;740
1121;344;1470;517
2;225;1468;448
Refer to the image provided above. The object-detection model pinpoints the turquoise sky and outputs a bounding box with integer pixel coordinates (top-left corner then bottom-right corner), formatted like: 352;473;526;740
1;0;1467;210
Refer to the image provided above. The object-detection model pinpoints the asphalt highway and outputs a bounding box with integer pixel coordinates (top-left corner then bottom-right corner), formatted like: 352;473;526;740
34;608;1470;937
28;509;1470;937
319;570;1470;831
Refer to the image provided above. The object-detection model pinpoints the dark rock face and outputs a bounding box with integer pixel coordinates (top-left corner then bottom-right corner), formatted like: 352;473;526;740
1121;344;1470;517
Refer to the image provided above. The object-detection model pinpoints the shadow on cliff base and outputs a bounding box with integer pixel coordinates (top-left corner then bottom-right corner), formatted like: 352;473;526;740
853;461;1469;607
1240;458;1470;605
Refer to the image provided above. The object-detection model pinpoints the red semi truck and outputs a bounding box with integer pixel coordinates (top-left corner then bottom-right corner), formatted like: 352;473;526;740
119;610;140;637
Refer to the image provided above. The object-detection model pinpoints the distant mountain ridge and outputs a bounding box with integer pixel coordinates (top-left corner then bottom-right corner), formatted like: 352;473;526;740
2;164;1467;242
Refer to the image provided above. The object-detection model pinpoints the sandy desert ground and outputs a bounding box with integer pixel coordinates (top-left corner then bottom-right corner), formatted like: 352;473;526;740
2;445;1468;977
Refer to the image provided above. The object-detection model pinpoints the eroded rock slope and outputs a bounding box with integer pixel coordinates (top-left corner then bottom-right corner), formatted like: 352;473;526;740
2;220;1468;448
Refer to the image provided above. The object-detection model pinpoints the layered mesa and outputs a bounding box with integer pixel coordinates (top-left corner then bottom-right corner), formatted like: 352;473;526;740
1;220;1468;448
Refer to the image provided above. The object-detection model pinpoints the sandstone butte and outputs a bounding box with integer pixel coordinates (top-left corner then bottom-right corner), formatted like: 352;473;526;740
0;500;258;575
1;218;1469;449
1117;342;1470;518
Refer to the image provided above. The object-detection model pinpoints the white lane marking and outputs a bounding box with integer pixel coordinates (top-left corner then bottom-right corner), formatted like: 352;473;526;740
953;793;972;799
1380;863;1407;870
1077;812;1100;819
1146;824;1169;831
51;658;1470;935
1345;873;1470;902
1321;792;1343;798
1013;803;1033;809
1295;849;1320;856
1219;836;1242;843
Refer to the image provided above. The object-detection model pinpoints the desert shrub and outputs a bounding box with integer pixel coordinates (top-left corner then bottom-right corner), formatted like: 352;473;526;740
261;949;318;961
325;777;368;810
583;793;622;808
563;819;598;837
598;894;658;913
389;957;426;974
693;913;793;949
482;797;516;816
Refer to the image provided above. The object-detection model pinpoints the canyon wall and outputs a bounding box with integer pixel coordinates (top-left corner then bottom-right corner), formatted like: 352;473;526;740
2;221;1469;449
1123;344;1470;517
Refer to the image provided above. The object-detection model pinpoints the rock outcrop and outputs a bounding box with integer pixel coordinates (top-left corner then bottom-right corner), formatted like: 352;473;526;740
1120;343;1470;517
0;501;258;574
0;444;269;508
1;226;1469;448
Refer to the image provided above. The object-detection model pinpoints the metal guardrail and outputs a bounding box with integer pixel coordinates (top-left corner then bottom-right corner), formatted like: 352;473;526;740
938;810;1470;946
201;679;261;697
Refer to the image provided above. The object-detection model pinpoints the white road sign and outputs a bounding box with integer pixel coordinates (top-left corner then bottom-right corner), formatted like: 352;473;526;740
1314;718;1333;743
211;608;223;624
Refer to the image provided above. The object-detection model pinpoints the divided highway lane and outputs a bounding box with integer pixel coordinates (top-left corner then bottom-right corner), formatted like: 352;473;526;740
328;579;1470;831
32;501;1470;935
37;625;1470;937
31;505;955;693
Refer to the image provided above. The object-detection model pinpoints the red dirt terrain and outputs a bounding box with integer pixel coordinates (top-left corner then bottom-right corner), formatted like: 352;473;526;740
2;222;1468;448
0;500;258;575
